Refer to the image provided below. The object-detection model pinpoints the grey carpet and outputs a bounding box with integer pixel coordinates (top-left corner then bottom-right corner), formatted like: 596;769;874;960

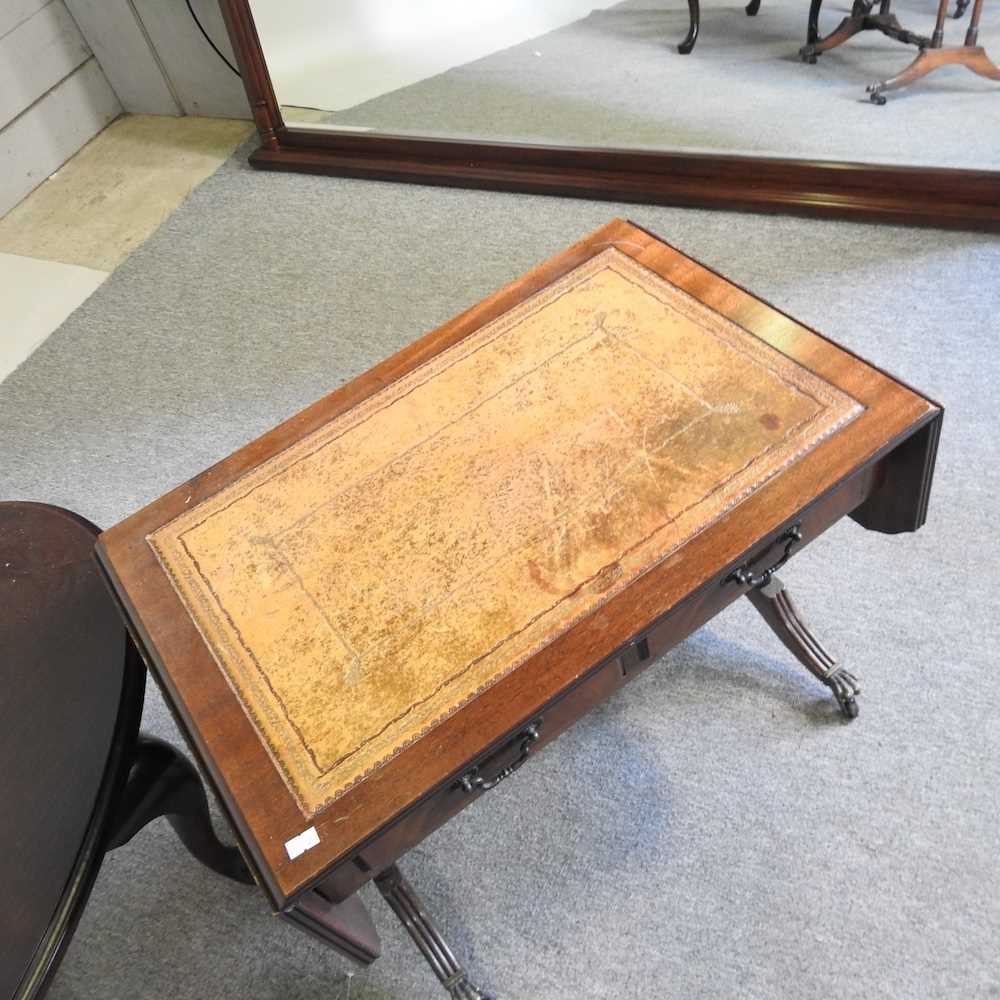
2;140;999;1000
290;0;1000;168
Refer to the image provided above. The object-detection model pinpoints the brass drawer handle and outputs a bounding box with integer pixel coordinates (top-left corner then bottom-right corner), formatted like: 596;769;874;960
726;524;802;589
457;720;542;794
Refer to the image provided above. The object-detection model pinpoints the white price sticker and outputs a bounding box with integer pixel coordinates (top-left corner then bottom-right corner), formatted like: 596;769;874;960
284;826;320;860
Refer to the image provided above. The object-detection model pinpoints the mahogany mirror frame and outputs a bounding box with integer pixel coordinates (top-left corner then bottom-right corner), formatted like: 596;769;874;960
219;0;1000;232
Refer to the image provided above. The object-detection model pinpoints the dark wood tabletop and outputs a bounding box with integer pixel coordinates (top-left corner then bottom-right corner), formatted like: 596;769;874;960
1;503;144;1000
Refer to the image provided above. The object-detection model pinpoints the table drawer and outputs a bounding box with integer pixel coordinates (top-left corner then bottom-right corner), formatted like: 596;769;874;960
310;457;881;904
314;650;627;902
628;459;879;678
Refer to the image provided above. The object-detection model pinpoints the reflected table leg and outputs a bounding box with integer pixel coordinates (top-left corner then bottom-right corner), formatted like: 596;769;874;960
678;0;701;54
867;0;1000;101
799;0;930;62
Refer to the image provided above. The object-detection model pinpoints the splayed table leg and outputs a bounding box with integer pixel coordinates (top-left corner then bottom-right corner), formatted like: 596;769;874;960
747;575;861;719
867;0;1000;101
375;865;494;1000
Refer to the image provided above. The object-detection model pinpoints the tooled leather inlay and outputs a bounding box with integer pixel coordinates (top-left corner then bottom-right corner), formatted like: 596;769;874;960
149;249;862;817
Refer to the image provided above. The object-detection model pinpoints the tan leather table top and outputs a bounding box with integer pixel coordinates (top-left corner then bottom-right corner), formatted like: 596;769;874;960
148;248;861;817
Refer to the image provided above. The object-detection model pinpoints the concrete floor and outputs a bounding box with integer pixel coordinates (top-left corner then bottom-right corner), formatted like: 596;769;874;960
0;113;252;383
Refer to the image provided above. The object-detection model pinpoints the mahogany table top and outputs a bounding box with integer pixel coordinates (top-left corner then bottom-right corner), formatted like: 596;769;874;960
98;219;938;907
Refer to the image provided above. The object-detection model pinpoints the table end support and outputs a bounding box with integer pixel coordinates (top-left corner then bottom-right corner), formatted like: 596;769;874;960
375;865;494;1000
747;576;861;719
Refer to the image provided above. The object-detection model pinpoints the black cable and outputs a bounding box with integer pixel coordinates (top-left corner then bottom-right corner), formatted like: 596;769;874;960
185;0;241;77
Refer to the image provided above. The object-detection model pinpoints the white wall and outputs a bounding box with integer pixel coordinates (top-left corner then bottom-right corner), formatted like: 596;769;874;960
64;0;182;116
63;0;251;119
0;0;121;217
252;0;621;112
130;0;248;118
51;1;620;124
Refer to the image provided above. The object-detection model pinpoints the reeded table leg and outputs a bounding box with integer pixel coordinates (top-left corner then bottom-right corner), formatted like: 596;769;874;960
375;865;494;1000
747;576;861;719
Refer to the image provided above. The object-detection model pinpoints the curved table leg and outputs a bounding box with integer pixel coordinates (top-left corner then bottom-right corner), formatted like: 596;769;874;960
799;10;864;61
867;0;999;101
107;735;255;884
803;0;825;59
746;576;861;719
867;45;1000;100
375;866;493;1000
679;0;700;53
803;0;825;57
798;0;930;60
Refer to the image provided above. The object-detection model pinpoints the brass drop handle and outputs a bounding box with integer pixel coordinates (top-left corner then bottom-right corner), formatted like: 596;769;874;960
725;524;803;589
457;720;542;794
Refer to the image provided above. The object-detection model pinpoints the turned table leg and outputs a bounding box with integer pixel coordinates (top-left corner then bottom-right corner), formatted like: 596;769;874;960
746;576;861;719
375;865;493;1000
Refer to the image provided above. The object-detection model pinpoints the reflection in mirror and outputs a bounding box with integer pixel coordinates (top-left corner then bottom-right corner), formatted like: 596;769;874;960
250;0;999;168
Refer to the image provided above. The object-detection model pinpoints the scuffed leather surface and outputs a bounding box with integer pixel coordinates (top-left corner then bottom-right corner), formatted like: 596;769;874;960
149;249;861;815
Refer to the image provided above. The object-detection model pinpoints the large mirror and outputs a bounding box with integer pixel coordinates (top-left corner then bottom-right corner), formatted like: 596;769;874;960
220;0;1000;228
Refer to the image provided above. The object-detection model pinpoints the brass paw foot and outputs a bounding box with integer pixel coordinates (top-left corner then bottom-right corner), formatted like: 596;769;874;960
825;665;862;719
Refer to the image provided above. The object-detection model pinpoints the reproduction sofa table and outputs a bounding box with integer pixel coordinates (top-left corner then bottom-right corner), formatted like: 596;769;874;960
97;219;942;998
